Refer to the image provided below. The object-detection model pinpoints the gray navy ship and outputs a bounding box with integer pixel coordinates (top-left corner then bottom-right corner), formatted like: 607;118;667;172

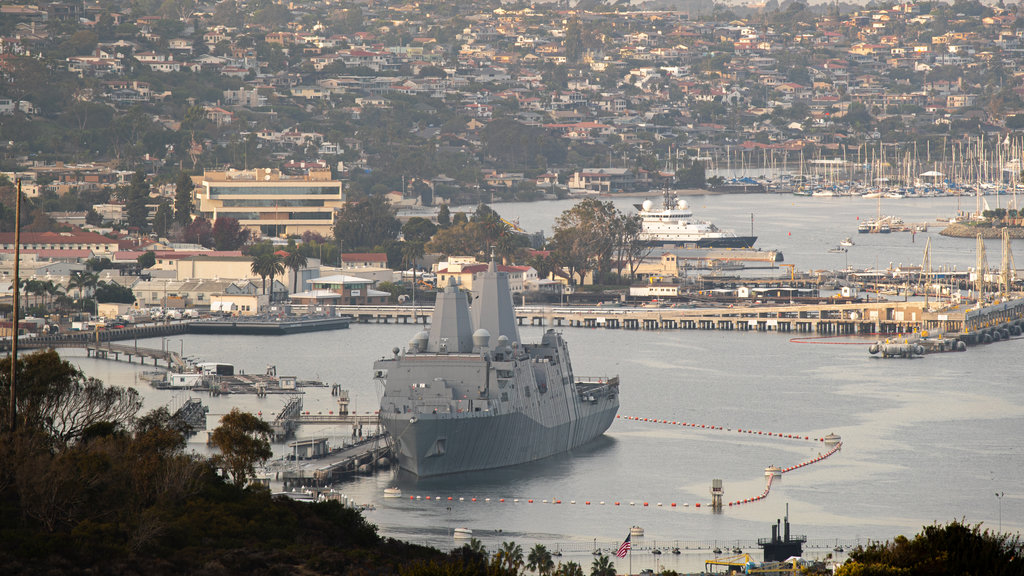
375;256;620;477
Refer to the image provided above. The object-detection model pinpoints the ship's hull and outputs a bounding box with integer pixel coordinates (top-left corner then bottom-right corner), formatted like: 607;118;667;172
641;235;757;249
380;399;619;477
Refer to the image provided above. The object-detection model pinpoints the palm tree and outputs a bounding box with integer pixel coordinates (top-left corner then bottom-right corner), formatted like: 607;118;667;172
401;240;425;303
527;544;554;575
590;554;615;576
556;561;584;576
250;253;285;295
282;246;308;294
467;537;487;557
67;270;99;300
496;541;524;574
43;280;62;310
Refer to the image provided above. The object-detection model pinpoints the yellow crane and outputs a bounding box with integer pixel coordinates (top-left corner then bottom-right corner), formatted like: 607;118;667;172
705;553;752;573
780;263;795;282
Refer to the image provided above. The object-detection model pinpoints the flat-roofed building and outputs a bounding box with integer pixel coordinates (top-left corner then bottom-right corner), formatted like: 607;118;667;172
197;168;344;237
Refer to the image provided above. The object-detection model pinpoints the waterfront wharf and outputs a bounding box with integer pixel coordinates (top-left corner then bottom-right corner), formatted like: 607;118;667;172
273;433;391;486
85;341;186;370
187;315;351;335
327;297;1024;342
1;321;188;352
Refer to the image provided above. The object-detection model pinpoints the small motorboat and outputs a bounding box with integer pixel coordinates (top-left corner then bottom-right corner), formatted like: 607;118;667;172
840;237;854;247
453;528;473;539
652;549;662;555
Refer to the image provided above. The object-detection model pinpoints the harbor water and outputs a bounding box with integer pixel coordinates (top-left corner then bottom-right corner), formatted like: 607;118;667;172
65;323;1023;572
65;194;1023;573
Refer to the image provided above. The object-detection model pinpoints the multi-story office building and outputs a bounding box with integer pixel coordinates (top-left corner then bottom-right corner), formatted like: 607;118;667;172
197;168;344;237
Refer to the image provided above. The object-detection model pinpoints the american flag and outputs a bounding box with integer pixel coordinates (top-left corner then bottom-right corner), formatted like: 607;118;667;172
615;534;631;558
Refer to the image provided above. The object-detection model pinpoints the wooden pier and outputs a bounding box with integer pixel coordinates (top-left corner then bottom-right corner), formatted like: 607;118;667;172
85;342;186;370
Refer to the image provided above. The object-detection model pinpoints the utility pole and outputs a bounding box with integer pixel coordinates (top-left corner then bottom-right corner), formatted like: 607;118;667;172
9;179;23;432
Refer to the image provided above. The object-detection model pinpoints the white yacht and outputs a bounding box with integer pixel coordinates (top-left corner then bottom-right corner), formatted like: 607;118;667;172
636;191;756;248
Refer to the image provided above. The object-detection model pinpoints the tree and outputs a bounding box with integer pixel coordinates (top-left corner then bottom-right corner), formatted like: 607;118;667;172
0;350;142;446
614;212;651;279
67;270;99;302
153;201;173;237
437;204;452;227
528;544;554;575
402;217;437;244
496;541;524;574
332;195;401;251
212;216;250;250
94;281;135;304
550;199;619;285
123;171;151;232
675;162;706;189
184;216;214;247
836;520;1023;576
556;561;585;576
250;252;284;295
282;244;308;293
590;554;615;576
137;251;156;269
208;408;273;487
174;172;194;226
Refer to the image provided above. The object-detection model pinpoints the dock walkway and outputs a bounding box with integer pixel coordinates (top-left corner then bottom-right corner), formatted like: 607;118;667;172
85;342;186;370
273;434;391;486
326;298;1024;341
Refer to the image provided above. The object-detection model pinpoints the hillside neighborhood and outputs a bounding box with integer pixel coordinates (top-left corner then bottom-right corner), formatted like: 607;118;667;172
3;0;1024;324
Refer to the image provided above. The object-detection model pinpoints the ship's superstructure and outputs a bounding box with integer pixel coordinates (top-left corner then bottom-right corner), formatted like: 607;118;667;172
636;192;756;248
375;257;619;477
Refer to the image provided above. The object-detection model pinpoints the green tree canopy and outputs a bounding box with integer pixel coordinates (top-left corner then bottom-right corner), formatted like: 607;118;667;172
332;195;401;251
836;520;1022;576
208;408;273;487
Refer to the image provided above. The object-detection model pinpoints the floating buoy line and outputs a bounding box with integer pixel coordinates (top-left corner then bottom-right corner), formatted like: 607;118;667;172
394;416;843;510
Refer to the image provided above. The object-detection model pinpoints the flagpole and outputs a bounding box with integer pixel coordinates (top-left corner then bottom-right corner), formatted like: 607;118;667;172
629;544;632;576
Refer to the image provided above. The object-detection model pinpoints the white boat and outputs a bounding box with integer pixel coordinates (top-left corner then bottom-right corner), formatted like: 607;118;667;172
635;191;756;248
453;528;473;539
840;237;854;247
383;487;402;498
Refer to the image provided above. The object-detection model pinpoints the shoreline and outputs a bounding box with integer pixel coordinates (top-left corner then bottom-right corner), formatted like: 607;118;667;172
939;223;1024;239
